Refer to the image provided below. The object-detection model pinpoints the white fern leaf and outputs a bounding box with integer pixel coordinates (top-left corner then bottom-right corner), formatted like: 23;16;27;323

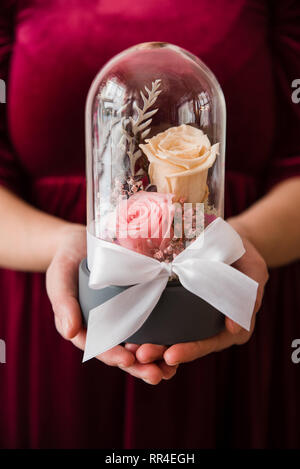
136;118;152;133
133;101;142;113
133;149;142;160
117;79;162;175
129;150;142;174
129;116;135;126
141;128;151;139
140;91;147;106
142;108;158;121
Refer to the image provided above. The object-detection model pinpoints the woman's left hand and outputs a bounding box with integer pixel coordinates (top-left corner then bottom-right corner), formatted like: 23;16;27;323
127;223;269;370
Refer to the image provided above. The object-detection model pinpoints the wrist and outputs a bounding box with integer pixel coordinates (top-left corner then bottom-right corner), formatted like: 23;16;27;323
227;215;258;250
50;222;86;265
47;222;85;266
57;222;85;238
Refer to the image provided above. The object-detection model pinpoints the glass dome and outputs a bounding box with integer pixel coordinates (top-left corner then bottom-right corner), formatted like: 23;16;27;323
85;42;226;262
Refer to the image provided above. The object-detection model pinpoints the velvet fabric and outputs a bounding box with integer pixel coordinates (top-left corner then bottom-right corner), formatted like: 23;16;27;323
0;0;300;448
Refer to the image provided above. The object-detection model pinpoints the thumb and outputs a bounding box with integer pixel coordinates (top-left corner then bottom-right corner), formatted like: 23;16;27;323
46;255;83;340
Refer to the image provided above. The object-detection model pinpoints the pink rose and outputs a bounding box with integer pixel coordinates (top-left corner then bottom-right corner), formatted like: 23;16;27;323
110;191;175;256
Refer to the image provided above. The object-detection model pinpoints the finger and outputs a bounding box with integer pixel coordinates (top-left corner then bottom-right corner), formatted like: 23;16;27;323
119;362;164;385
157;360;179;380
135;344;167;364
53;294;82;340
164;330;235;365
70;328;86;350
124;343;140;353
98;345;136;368
225;317;243;335
46;258;82;339
73;333;166;382
72;331;135;367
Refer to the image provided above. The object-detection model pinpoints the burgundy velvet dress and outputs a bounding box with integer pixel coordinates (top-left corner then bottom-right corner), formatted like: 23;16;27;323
0;0;300;449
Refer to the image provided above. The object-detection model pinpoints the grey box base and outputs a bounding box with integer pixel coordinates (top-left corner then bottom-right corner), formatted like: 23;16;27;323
79;259;225;345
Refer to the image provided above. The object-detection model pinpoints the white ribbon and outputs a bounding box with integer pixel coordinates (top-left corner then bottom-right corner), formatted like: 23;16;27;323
83;217;258;362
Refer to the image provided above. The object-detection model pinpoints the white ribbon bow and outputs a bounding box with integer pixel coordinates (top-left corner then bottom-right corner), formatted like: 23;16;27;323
83;218;258;362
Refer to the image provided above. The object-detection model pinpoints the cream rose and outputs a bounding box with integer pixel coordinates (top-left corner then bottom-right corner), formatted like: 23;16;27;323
139;124;219;203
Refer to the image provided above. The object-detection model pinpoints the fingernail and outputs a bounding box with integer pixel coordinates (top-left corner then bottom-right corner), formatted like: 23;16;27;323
166;360;179;366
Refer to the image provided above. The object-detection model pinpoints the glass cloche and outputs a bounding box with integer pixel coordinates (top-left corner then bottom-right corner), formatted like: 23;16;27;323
85;42;226;262
79;42;230;353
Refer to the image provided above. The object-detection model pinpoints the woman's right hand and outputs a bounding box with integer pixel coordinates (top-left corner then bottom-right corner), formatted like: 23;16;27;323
46;224;178;384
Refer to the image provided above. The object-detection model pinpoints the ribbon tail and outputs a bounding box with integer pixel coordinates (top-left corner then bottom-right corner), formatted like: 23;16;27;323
175;260;258;331
83;274;168;362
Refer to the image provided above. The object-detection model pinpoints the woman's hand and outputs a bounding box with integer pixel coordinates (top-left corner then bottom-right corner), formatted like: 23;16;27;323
46;220;268;381
134;178;300;370
46;224;178;384
129;223;269;368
